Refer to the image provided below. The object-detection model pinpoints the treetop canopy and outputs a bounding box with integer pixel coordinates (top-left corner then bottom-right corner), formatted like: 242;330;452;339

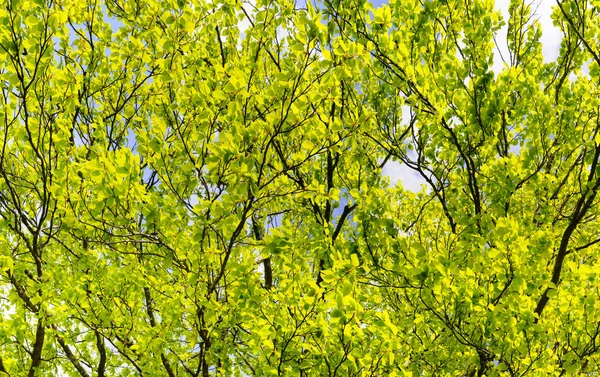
1;0;600;376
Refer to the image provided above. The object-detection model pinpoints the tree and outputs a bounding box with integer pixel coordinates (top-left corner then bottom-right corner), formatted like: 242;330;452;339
1;0;600;375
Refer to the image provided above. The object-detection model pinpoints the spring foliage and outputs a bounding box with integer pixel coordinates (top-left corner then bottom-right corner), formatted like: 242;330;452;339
1;0;600;375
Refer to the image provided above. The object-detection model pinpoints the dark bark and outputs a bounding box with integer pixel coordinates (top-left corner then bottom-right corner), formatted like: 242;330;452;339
27;319;45;377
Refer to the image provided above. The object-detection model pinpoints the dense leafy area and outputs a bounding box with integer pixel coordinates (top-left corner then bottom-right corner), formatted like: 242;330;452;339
1;0;600;375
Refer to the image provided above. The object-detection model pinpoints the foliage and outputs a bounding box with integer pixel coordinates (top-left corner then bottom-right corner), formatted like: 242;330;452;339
1;0;600;375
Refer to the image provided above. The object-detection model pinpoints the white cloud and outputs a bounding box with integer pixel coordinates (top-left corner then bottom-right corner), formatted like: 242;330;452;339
379;106;427;191
534;1;562;63
492;0;511;73
237;0;292;51
492;0;563;73
382;1;566;191
382;160;426;192
237;0;256;50
238;1;254;35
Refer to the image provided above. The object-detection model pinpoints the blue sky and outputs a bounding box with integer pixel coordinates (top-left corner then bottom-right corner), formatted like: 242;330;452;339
370;0;388;6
